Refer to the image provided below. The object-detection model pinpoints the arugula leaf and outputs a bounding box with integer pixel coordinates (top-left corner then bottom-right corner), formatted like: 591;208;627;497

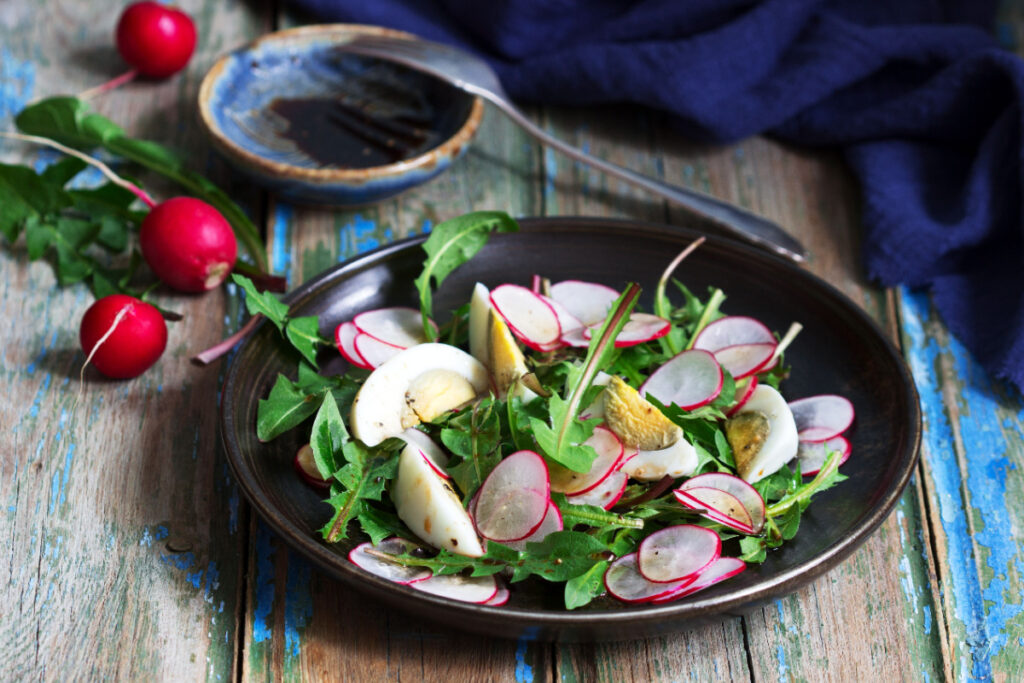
440;398;502;501
310;392;347;480
512;531;611;584
256;375;325;441
232;274;289;331
285;315;325;367
413;211;519;340
565;560;609;609
552;493;644;531
357;505;410;545
323;442;399;543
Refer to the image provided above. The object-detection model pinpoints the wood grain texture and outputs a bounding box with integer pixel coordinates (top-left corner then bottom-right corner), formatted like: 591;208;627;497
0;1;267;680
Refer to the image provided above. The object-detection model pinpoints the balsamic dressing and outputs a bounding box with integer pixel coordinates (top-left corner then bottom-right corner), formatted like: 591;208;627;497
269;96;441;168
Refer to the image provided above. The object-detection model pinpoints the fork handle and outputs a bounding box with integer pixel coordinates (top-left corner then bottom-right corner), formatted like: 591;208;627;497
493;102;807;262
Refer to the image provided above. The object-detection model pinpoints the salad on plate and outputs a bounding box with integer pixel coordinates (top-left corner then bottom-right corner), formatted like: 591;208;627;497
242;211;854;609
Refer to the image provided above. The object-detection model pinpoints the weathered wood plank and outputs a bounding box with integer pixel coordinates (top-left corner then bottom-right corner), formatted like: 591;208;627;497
0;1;268;679
899;289;1024;682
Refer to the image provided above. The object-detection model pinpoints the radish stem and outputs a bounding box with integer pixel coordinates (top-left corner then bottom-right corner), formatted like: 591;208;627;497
0;131;157;208
656;236;705;354
685;288;725;350
78;69;139;100
191;314;262;366
765;448;841;518
769;322;803;366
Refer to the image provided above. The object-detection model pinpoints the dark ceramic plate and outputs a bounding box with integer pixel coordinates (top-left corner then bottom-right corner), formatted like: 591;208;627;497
220;218;921;642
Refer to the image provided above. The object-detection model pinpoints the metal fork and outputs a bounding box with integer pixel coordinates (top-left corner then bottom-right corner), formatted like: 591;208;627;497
336;33;807;262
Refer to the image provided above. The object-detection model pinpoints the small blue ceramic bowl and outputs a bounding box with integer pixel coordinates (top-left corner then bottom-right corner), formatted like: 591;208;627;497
198;25;484;206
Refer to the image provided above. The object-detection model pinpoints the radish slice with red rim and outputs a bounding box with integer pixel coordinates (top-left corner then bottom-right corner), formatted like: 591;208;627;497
560;326;591;348
353;332;404;369
679;472;766;533
541;295;586;341
726;375;759;417
490;285;562;349
621;440;698;481
713;342;776;380
674;488;754;534
484;583;510;606
581;313;670;348
410;572;498;604
693;316;775;352
398;429;450;480
474;450;551;542
549;280;619;326
551;426;624;496
530;274;543;294
641;349;723;410
293;444;330;489
567;470;628;510
604;553;689;603
348;538;432;585
504;500;564;551
334;322;371;369
788;395;855;441
353;307;433;347
636;524;721;583
797;435;851;476
650;557;746;603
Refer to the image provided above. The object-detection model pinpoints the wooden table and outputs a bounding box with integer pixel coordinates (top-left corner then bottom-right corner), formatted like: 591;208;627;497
3;2;1024;680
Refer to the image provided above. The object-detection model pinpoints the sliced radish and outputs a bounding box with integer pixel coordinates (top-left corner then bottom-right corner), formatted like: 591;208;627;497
542;295;585;346
484;583;510;606
713;342;776;380
674;488;754;534
621;439;698;481
797;436;851;476
582;313;671;348
604;553;689;603
293;444;330;489
561;326;591;348
726;375;759;417
550;426;624;496
334;322;371;369
788;395;856;441
490;285;562;351
549;280;619;326
679;473;766;533
693;316;775;352
636;524;720;583
353;332;404;369
640;349;723;410
504;500;564;551
398;429;450;480
410;572;498;604
650;557;746;603
353;307;433;348
474;450;551;543
567;470;628;510
348;538;432;585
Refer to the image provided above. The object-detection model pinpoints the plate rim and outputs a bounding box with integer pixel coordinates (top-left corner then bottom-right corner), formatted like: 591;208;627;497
220;216;922;638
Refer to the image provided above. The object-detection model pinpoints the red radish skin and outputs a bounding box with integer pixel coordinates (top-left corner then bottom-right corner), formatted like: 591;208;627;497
334;322;372;369
140;197;237;292
293;444;330;490
116;2;197;78
79;294;167;379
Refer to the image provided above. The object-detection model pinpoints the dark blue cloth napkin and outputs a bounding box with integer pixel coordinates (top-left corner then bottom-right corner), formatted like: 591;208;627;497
293;0;1024;393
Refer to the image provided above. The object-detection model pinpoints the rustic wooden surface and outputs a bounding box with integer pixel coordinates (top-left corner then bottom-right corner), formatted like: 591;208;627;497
2;1;1023;681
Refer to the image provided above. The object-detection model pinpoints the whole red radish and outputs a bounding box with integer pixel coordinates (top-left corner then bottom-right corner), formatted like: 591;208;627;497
140;197;238;292
80;294;167;379
116;2;197;78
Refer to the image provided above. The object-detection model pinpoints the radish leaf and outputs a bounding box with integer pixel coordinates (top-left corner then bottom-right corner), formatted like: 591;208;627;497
564;560;609;610
232;274;288;332
439;398;502;502
414;211;519;340
310;392;347;480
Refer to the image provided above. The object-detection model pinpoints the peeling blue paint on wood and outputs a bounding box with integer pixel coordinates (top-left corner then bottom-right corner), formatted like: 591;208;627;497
283;551;312;659
0;48;35;122
252;522;276;643
272;203;293;279
900;287;1024;680
514;636;533;682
